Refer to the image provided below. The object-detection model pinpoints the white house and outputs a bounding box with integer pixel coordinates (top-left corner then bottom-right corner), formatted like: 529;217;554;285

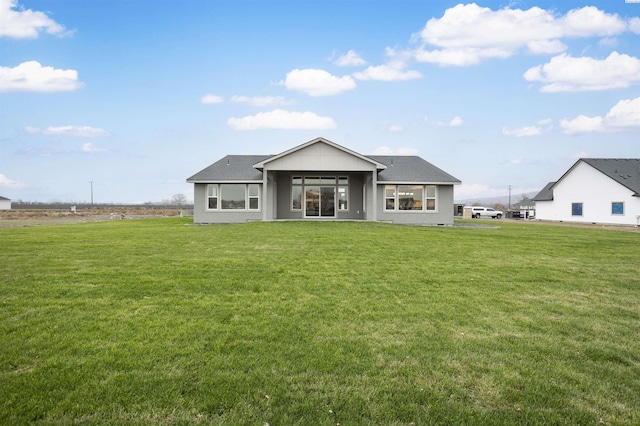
0;196;11;210
187;137;461;225
533;159;640;226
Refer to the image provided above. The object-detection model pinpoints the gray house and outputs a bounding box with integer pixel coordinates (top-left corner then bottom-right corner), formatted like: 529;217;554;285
187;137;461;225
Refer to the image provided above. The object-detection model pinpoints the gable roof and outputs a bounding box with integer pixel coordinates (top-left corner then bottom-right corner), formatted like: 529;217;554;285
369;156;461;184
187;139;461;184
533;158;640;201
580;158;640;196
532;181;555;201
253;137;387;170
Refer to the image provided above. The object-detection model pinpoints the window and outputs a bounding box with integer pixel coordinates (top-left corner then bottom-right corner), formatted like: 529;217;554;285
385;184;437;212
612;202;624;215
221;184;245;209
207;184;260;211
291;175;349;213
425;186;436;210
207;185;218;209
572;202;583;216
385;185;396;210
249;184;259;210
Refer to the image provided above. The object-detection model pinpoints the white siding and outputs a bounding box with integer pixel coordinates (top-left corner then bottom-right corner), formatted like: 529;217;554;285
538;161;640;225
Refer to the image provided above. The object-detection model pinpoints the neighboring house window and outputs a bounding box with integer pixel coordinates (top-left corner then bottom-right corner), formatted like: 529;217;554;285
572;202;583;216
611;202;624;215
207;184;260;211
385;184;437;211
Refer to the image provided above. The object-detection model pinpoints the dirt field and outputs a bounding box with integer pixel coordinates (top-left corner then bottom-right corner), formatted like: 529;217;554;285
0;207;186;228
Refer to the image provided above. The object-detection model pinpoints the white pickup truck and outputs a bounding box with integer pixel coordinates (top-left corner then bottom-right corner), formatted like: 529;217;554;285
470;206;503;219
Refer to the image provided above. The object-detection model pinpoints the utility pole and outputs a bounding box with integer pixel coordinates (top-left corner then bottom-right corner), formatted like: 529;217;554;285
90;181;94;205
508;185;512;210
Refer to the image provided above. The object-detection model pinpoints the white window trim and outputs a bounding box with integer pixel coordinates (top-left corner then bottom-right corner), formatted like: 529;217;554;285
290;175;349;212
206;183;261;212
383;184;438;213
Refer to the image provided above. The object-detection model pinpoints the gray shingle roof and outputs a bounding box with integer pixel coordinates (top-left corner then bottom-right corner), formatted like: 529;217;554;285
0;196;10;201
368;156;461;183
532;158;640;201
187;153;461;184
532;182;555;201
187;155;272;182
581;159;640;195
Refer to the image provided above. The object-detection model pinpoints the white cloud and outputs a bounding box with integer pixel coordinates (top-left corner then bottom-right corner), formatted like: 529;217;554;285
561;97;640;134
630;17;640;34
0;173;27;188
425;116;464;127
81;142;107;152
526;39;567;55
26;125;110;137
0;0;71;39
201;94;223;104
502;126;542;137
414;4;630;66
227;109;337;131
0;61;82;92
230;95;294;107
524;52;640;92
372;146;418;155
449;116;463;127
503;118;553;136
334;50;366;67
353;64;421;81
388;125;403;132
281;69;356;96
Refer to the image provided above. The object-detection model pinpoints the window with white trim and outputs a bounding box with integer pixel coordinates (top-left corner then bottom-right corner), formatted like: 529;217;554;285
206;184;260;211
384;184;437;212
291;175;349;211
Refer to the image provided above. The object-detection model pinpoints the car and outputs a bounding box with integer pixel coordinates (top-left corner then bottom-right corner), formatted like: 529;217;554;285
470;206;503;219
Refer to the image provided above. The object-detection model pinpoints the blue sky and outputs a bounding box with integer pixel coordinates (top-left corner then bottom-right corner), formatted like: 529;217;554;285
1;0;639;204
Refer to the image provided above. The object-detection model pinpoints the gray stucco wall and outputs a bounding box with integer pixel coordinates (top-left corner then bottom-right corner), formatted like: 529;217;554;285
193;183;263;224
376;184;456;225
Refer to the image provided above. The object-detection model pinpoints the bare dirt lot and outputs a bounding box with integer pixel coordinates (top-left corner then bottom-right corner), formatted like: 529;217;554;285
0;207;186;228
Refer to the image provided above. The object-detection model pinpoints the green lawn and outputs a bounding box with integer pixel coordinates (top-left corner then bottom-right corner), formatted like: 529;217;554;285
1;219;639;425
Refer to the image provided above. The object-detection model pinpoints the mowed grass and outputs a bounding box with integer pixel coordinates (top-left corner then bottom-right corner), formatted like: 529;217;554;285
1;219;639;425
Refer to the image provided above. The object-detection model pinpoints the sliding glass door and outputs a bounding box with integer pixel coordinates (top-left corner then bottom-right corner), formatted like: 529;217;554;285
305;186;335;217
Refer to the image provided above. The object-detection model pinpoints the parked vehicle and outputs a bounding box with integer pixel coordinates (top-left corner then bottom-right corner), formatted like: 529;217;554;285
470;206;503;219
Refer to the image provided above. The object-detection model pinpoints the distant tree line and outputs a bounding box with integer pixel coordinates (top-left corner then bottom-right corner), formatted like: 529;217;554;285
12;194;192;210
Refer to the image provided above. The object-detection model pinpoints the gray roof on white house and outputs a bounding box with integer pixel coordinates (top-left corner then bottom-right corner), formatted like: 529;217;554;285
532;158;640;201
581;158;640;195
532;181;555;201
187;153;460;184
0;196;10;201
